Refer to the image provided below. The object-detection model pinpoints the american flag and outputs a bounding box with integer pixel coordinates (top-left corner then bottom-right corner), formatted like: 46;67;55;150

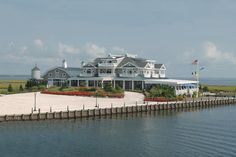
192;59;198;65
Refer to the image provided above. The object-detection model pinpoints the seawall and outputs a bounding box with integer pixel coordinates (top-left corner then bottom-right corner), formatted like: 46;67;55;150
1;98;235;122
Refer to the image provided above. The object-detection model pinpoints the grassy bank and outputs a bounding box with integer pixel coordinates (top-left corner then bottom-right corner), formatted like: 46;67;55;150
0;80;27;94
202;84;236;92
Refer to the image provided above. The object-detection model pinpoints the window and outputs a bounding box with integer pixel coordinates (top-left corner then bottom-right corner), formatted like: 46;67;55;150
62;73;66;77
128;70;132;74
49;73;52;77
55;69;59;73
107;69;112;74
87;69;91;74
100;69;106;73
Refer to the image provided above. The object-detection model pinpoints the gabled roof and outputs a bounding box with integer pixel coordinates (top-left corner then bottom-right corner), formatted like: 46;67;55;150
43;67;81;77
82;62;96;68
117;57;147;68
154;64;164;69
58;67;81;77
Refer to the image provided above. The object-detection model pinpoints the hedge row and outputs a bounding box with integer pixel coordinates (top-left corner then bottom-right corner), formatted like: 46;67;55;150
41;90;124;98
144;97;180;102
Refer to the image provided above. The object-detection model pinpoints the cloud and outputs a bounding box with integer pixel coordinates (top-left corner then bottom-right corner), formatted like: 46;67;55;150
34;39;44;48
8;42;15;48
85;43;106;57
58;42;79;56
110;46;127;53
204;41;236;64
19;46;28;55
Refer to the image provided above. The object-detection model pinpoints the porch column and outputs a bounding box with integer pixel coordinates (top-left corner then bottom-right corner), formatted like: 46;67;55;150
132;81;134;90
69;80;71;87
102;80;104;88
113;80;116;88
123;80;125;90
142;81;144;90
86;80;89;87
77;80;80;87
94;80;95;87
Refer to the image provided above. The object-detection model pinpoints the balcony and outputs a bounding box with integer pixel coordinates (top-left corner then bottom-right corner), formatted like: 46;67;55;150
98;73;116;77
98;62;118;67
79;73;95;77
119;73;138;78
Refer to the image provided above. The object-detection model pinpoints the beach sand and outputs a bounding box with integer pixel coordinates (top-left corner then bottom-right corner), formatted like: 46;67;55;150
0;92;144;115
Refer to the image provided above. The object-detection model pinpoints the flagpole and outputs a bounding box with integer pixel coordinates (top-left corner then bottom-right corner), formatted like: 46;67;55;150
196;60;199;97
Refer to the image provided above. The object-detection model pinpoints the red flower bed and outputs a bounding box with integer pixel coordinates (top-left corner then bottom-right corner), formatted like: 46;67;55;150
144;97;177;102
41;90;124;98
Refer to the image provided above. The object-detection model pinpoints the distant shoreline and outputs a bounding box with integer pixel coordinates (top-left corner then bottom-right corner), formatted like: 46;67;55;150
0;75;30;80
1;75;236;85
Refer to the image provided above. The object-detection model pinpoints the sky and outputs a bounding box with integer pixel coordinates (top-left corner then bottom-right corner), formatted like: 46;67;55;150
0;0;236;78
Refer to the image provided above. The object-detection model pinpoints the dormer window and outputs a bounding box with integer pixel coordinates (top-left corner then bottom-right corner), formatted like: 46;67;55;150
87;69;91;74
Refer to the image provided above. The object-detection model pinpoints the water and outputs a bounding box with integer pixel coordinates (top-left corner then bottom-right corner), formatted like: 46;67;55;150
174;77;236;85
199;78;236;86
0;75;30;80
1;106;236;157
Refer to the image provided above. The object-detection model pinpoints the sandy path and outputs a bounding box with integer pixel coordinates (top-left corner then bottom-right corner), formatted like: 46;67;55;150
0;92;144;115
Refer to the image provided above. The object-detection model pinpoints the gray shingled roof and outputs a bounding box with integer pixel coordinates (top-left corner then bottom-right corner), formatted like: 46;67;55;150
117;57;147;68
57;67;81;77
32;66;40;71
154;64;164;69
83;63;96;68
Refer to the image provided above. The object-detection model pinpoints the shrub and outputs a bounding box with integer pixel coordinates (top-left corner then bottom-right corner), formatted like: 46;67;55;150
203;86;209;92
32;86;38;92
104;82;113;92
192;92;197;98
148;85;175;98
19;85;24;91
38;85;46;91
8;84;13;92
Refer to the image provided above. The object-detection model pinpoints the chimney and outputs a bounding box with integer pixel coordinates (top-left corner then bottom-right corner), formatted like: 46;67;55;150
62;59;67;68
81;61;85;67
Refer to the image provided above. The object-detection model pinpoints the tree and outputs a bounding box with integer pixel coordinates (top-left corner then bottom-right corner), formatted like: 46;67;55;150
19;85;24;91
8;84;13;92
104;82;113;92
149;85;175;98
203;86;209;92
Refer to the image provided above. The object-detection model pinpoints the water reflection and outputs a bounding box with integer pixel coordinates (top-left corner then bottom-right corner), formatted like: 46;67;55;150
0;105;236;157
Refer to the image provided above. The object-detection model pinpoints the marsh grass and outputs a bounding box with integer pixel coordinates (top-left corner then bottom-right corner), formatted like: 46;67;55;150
0;80;27;93
202;84;236;92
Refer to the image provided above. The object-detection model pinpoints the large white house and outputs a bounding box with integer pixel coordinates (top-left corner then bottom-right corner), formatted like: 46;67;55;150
42;54;198;96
